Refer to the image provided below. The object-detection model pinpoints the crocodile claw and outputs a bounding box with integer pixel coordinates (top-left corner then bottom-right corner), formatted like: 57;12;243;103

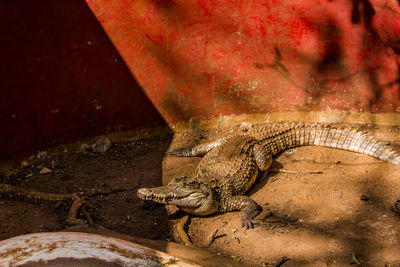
241;201;262;229
242;218;262;230
242;218;255;229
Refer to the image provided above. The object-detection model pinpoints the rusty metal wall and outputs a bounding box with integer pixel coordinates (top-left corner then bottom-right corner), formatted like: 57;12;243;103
0;0;165;160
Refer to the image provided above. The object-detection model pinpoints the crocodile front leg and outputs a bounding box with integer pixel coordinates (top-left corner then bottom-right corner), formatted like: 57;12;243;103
220;196;262;229
170;138;228;157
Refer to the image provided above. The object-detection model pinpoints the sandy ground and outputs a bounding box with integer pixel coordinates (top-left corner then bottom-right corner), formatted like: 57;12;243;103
1;123;400;266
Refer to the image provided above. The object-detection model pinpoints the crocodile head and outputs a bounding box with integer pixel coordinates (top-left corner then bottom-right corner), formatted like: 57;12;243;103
137;176;218;216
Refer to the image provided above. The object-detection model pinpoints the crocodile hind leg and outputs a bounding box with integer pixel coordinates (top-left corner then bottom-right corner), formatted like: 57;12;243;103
169;138;228;157
253;143;273;171
221;196;262;229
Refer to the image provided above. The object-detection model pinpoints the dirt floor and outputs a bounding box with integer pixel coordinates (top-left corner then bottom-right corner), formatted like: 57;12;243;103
1;122;400;266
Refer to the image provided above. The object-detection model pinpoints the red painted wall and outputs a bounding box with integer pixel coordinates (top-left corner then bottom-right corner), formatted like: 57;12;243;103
86;0;400;123
0;1;165;160
1;0;400;159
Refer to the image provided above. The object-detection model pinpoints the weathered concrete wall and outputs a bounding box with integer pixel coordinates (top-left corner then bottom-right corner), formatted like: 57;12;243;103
86;0;400;124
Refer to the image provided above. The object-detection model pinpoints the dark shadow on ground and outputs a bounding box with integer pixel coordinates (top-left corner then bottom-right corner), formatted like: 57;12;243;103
0;133;173;243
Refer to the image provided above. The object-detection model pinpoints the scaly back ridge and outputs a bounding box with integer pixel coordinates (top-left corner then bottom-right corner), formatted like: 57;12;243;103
258;122;400;165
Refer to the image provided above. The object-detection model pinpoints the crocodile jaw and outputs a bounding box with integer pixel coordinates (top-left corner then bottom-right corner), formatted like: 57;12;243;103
137;177;218;216
137;187;179;203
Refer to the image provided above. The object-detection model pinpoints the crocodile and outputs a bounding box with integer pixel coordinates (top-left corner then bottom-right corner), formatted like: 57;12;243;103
137;122;400;228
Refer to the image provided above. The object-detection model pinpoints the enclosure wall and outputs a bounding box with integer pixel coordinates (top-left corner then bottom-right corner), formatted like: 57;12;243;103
1;0;400;159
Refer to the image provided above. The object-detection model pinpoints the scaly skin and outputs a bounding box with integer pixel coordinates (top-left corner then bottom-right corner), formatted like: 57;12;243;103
137;122;400;228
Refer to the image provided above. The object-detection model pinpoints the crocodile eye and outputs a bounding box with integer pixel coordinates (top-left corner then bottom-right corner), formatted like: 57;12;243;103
180;182;186;188
187;181;199;188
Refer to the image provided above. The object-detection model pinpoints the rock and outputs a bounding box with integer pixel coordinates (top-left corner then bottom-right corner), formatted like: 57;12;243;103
92;137;112;153
49;160;57;169
20;161;29;168
39;167;52;175
79;143;90;152
5;169;20;178
37;151;47;159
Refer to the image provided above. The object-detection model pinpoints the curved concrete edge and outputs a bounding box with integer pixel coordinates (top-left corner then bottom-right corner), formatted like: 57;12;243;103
0;232;200;267
172;111;400;131
65;225;244;267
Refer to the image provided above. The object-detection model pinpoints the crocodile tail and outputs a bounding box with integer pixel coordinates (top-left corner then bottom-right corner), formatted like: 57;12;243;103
299;124;400;165
259;122;400;165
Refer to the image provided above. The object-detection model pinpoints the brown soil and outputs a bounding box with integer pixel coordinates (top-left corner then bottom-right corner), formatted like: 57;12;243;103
1;123;400;266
